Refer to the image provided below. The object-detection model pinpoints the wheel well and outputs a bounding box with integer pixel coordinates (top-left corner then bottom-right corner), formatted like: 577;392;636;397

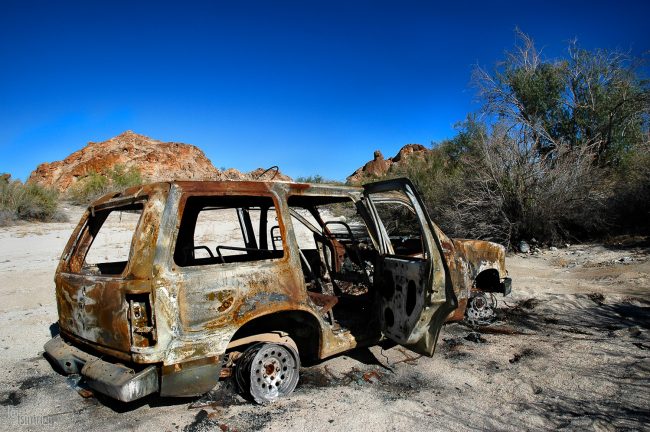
229;310;322;363
474;268;501;292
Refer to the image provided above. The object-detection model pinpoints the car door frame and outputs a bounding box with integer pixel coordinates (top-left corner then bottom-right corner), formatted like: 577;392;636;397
361;178;457;356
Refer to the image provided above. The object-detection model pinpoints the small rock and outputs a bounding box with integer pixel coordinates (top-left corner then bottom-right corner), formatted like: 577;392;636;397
443;338;463;348
588;293;605;304
362;370;381;383
465;332;487;343
618;256;633;264
549;246;558;251
628;326;642;338
518;241;530;254
76;388;94;398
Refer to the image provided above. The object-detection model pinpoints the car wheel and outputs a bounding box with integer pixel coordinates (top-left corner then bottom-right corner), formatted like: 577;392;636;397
235;342;300;404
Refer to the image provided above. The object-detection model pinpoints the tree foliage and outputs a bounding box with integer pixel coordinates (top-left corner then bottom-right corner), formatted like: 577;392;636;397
474;30;649;166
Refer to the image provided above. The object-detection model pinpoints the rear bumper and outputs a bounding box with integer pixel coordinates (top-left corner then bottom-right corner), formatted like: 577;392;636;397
44;335;159;402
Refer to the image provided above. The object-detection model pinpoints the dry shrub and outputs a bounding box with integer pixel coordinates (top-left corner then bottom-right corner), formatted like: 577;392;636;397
452;125;608;245
68;171;110;205
68;165;142;205
608;138;650;234
0;174;64;225
384;123;609;247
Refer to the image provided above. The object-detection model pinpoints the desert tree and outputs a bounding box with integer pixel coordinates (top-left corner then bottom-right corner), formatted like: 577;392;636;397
473;29;649;166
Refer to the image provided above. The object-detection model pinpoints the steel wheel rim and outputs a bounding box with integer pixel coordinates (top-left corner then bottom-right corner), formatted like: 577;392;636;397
248;343;299;403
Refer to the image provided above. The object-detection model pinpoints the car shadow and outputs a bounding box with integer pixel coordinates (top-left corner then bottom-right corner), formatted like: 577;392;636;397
343;344;396;372
49;322;60;337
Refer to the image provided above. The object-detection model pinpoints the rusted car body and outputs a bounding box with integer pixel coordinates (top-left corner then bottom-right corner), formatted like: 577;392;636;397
44;178;511;403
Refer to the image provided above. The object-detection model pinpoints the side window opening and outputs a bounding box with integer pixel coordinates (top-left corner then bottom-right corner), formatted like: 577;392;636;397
75;203;144;276
290;208;320;251
288;196;376;293
369;195;425;258
287;195;381;337
174;195;284;267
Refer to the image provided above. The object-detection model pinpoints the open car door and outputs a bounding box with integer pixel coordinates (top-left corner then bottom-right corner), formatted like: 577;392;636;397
361;178;456;356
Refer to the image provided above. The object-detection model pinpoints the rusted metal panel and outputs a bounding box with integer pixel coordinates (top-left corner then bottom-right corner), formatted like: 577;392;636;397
56;274;132;352
160;356;223;397
441;236;507;322
55;183;170;354
144;183;311;366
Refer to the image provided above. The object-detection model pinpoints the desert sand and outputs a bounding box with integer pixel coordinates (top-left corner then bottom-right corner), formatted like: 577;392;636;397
0;205;648;431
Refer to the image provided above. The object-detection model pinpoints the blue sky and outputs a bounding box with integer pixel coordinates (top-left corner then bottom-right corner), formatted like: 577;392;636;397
1;1;648;181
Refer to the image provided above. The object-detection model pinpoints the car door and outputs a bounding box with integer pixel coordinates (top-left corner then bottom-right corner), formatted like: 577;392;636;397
361;178;456;356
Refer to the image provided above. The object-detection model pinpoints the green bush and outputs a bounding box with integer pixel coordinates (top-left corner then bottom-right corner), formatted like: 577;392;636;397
0;174;63;225
295;175;343;185
68;171;110;205
68;165;143;205
109;164;142;189
16;183;60;220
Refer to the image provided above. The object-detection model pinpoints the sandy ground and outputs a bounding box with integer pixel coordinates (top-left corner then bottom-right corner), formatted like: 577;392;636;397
0;205;648;431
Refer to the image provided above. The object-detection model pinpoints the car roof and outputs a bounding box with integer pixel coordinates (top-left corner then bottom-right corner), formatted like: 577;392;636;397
91;180;364;208
173;180;362;199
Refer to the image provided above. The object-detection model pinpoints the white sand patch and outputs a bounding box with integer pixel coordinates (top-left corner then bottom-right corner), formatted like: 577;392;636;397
0;207;648;431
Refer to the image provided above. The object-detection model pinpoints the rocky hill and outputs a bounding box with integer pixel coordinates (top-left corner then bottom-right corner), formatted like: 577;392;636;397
346;144;428;183
28;131;290;191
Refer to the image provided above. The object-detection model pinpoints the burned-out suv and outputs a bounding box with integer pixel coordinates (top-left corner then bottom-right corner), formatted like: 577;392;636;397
44;178;511;403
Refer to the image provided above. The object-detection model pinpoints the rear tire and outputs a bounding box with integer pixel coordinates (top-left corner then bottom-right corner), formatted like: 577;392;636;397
235;342;300;404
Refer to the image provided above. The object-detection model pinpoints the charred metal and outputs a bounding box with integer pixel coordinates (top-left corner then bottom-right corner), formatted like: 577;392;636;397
44;178;512;403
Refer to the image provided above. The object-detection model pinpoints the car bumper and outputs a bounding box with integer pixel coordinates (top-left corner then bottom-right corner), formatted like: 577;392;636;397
44;335;159;402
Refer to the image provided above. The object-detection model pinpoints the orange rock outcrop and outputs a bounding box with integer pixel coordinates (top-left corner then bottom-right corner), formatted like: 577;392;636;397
28;131;291;191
